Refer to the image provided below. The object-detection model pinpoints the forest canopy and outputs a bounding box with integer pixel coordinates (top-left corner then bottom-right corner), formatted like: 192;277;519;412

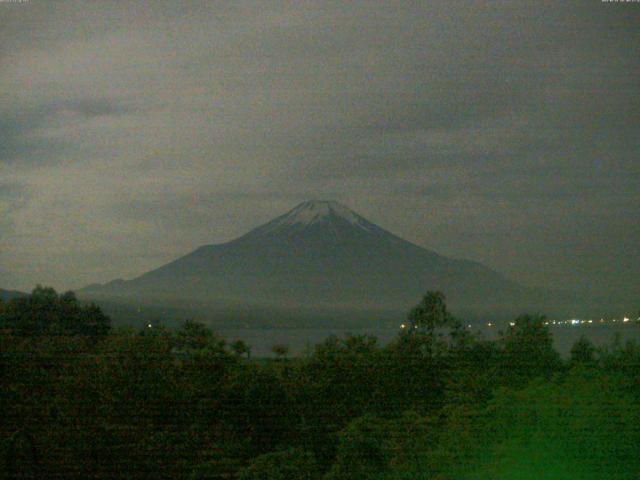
1;289;639;479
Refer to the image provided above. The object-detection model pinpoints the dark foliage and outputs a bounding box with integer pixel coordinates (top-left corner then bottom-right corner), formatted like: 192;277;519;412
1;289;638;479
0;286;110;337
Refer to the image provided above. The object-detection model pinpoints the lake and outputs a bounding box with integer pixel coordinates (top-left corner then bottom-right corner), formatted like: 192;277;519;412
217;323;640;358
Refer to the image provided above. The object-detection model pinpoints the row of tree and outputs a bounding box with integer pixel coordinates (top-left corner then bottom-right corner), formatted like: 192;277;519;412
0;286;110;337
1;288;639;478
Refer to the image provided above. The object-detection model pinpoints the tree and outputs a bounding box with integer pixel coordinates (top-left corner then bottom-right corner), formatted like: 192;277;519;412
230;339;251;359
79;303;111;337
570;335;596;365
497;314;560;386
0;286;110;337
325;414;394;480
236;448;318;480
218;365;293;457
460;370;640;479
407;291;455;335
174;319;224;352
272;344;289;359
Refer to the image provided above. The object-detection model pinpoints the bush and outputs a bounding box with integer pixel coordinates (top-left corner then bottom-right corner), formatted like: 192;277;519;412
236;448;319;480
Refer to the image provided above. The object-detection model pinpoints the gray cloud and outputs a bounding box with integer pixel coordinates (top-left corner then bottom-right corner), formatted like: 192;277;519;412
0;97;135;166
0;0;637;302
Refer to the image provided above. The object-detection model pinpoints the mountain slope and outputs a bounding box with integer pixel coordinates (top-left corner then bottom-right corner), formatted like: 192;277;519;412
80;200;569;321
0;288;27;302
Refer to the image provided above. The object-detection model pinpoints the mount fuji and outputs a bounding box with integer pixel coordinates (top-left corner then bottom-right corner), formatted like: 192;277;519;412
80;200;570;324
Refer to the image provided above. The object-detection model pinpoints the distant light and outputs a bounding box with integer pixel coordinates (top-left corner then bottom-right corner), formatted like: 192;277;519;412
400;323;406;329
487;322;493;327
588;320;593;324
147;323;152;328
467;324;472;328
509;322;515;327
623;317;630;323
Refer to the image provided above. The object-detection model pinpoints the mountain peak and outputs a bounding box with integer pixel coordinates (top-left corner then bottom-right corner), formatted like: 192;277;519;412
287;200;358;226
239;200;389;241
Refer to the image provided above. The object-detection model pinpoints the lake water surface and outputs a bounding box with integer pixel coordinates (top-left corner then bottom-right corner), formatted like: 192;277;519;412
217;324;640;358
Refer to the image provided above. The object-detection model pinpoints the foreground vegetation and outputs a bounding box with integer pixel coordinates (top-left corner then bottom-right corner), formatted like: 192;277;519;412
1;288;639;479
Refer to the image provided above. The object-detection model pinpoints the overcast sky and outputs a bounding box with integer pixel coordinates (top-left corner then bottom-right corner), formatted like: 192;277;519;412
0;1;638;299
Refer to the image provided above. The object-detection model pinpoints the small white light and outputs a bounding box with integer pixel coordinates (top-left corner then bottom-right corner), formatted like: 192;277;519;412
147;323;152;328
509;322;515;327
400;323;406;329
623;317;629;323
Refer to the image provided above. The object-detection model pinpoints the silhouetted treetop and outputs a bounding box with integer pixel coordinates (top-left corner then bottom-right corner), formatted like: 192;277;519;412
0;286;110;336
407;291;456;334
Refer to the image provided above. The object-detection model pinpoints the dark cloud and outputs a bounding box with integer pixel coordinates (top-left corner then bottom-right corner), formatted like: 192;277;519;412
52;98;136;118
0;0;637;301
0;97;136;165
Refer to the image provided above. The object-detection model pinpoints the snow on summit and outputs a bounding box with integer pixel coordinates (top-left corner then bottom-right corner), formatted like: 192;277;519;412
282;201;361;226
243;200;384;239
